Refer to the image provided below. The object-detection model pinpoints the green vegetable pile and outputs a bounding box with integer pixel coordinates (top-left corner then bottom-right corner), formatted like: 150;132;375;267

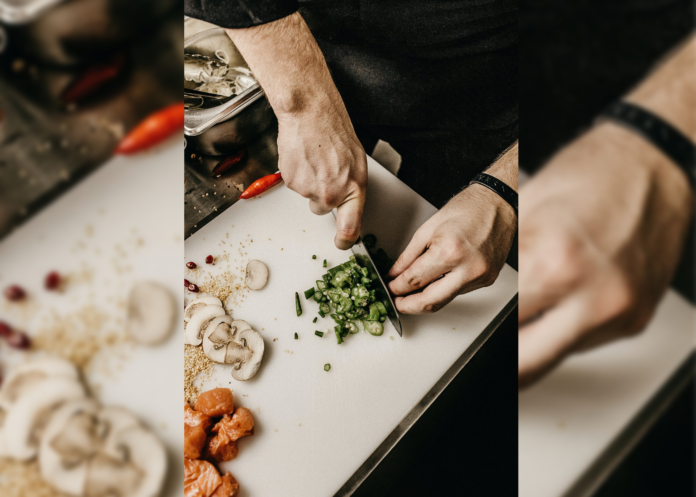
302;253;393;344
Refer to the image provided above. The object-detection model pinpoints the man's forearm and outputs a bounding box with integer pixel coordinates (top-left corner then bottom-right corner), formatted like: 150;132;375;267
626;34;696;141
226;12;346;119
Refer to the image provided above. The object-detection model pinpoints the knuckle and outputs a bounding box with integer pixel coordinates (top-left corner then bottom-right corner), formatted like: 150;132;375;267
406;273;422;289
532;237;584;290
436;239;464;265
422;301;445;314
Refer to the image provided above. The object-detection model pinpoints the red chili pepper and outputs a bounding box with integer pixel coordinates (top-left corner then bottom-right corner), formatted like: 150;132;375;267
62;52;126;104
239;172;283;199
211;149;246;177
115;103;184;155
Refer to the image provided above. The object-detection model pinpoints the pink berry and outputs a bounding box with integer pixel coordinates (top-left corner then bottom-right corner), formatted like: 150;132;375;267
205;255;214;264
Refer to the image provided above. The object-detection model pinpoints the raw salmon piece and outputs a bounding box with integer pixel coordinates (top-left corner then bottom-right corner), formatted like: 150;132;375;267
206;434;239;463
211;473;240;497
195;388;235;417
184;458;222;497
212;407;254;442
185;403;212;459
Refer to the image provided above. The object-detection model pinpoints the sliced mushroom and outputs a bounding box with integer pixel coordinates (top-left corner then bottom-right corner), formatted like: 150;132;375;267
228;328;265;381
245;260;268;290
201;315;234;363
115;426;167;497
0;357;80;410
40;399;100;495
40;400;167;497
127;281;176;346
184;296;223;322
0;376;86;460
201;318;264;380
97;407;141;461
84;453;142;497
185;305;225;346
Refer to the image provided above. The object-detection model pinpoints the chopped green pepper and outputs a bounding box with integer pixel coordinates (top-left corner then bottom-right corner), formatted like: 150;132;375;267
295;292;302;317
304;287;316;299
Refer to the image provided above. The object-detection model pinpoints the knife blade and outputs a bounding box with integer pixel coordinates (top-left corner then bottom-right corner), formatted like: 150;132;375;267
331;211;402;336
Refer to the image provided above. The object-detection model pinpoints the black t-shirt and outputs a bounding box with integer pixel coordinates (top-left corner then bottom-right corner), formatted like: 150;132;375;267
520;0;694;172
184;0;519;131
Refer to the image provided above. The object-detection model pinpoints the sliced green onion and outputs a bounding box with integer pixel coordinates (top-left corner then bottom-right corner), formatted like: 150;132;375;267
295;292;302;317
324;363;331;371
323;259;327;268
304;287;316;299
313;317;318;323
315;330;324;337
294;333;298;339
312;255;317;259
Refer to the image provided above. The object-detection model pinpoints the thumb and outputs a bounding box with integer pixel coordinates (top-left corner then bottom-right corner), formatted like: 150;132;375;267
335;196;364;250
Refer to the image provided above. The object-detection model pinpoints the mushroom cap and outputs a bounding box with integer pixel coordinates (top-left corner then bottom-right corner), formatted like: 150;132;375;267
0;357;79;410
40;398;100;495
229;328;265;381
185;305;225;345
184;296;223;322
127;281;176;346
245;260;269;290
202;315;233;363
1;376;86;460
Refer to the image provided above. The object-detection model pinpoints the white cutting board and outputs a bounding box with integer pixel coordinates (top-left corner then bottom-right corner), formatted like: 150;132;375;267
0;140;184;496
185;157;518;497
517;169;696;497
519;289;695;497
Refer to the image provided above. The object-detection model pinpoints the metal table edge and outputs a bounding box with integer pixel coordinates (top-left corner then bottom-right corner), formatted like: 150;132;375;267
561;348;696;497
334;293;519;497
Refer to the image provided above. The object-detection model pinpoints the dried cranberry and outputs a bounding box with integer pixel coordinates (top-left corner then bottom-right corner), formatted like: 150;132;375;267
184;279;190;287
188;283;199;293
205;255;214;264
0;321;12;338
186;262;197;269
45;271;61;290
6;332;31;350
4;285;26;302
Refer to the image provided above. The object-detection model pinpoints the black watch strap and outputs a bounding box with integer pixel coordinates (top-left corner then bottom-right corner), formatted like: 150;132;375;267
601;101;696;184
469;173;518;214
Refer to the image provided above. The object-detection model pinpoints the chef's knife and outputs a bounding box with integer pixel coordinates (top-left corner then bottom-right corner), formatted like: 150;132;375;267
331;211;402;336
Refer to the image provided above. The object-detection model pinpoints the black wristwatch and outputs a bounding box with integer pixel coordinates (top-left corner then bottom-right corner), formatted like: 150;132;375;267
469;173;518;214
600;101;696;185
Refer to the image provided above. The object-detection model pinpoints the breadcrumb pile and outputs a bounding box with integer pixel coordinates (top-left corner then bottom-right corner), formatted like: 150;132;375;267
0;459;69;497
185;344;217;405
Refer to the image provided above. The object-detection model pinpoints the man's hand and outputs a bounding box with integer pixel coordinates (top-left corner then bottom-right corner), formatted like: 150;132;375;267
227;13;367;249
518;35;695;388
388;143;518;314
